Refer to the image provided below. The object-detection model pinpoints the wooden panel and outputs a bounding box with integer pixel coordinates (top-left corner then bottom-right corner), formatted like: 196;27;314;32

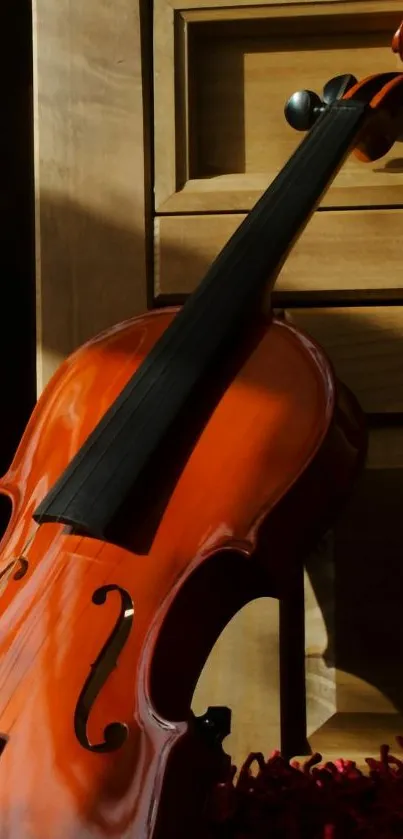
286;307;403;414
174;0;394;13
311;444;403;765
155;209;403;296
154;0;403;213
367;425;403;468
33;0;150;389
193;598;281;762
306;714;403;768
153;0;176;212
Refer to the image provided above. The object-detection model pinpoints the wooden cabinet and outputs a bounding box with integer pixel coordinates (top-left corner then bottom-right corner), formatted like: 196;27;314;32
152;0;403;768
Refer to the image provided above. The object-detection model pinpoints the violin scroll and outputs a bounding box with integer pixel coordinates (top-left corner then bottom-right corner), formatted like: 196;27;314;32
285;21;403;160
286;69;403;163
345;72;403;161
392;21;403;62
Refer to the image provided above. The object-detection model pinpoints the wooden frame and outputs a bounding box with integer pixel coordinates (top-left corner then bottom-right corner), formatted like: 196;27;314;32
154;0;403;214
32;0;151;390
155;208;403;298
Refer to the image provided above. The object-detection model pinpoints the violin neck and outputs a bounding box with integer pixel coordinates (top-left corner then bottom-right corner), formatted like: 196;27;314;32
189;98;367;309
33;99;368;543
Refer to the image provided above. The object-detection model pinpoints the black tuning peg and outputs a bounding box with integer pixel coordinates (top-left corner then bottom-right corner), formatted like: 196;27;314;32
284;89;324;131
322;73;357;105
193;705;231;745
285;74;359;133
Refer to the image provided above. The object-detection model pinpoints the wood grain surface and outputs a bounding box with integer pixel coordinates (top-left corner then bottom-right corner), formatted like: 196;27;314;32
33;0;150;389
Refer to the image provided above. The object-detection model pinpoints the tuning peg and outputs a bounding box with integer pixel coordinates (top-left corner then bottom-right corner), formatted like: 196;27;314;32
392;21;403;61
285;74;359;132
322;73;358;104
284;89;324;131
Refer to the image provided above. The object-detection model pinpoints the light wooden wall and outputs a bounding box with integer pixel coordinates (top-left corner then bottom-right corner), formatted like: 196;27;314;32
32;0;150;391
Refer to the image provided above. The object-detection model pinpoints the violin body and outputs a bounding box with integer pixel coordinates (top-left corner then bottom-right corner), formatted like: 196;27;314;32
1;43;403;838
0;307;365;838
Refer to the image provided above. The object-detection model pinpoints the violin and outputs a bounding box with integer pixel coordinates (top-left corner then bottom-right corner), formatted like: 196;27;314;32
0;25;402;839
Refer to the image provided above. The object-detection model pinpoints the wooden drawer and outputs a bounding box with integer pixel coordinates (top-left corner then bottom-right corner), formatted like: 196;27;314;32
154;0;403;214
155;209;403;297
285;307;403;413
155;211;403;414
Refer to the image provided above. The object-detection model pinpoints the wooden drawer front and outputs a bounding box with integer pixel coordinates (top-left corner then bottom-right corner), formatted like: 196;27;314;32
154;0;403;214
285;307;403;414
155;209;403;297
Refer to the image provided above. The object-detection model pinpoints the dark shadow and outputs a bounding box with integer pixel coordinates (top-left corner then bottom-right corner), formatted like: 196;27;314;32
335;466;403;712
375;156;403;172
0;0;36;475
36;194;158;360
188;25;245;176
308;462;403;715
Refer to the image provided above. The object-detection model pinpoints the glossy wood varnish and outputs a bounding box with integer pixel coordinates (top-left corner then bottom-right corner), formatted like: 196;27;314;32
0;308;365;838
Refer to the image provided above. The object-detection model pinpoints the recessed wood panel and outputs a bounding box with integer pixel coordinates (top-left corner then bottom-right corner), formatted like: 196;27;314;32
154;0;403;213
286;307;403;414
188;17;395;181
155;209;403;296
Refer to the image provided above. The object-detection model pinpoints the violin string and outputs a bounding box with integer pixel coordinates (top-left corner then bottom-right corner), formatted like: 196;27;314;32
1;107;362;623
0;95;374;741
39;105;355;528
0;97;369;687
37;328;157;531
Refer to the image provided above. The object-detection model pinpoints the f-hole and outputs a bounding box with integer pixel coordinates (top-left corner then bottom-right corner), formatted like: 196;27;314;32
74;584;134;753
